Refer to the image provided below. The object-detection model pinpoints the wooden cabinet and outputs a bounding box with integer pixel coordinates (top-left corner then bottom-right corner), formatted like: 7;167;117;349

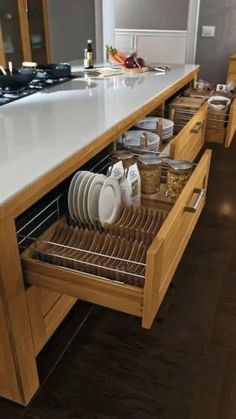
1;67;210;405
227;53;236;84
19;80;210;353
0;0;50;67
27;0;50;64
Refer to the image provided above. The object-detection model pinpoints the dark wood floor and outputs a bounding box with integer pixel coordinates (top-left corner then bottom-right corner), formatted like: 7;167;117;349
1;140;236;419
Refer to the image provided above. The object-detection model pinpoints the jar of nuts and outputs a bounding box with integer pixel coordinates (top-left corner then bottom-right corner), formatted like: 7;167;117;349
166;159;194;200
137;154;162;194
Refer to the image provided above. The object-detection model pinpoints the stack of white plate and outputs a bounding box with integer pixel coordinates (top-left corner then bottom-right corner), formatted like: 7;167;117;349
135;117;174;140
118;130;160;152
68;171;106;225
68;171;121;226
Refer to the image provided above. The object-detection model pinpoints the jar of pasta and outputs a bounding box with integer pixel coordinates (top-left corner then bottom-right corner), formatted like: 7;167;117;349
137;154;162;194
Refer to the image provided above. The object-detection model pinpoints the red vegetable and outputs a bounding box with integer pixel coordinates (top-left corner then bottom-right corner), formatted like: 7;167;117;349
137;57;145;67
125;56;138;69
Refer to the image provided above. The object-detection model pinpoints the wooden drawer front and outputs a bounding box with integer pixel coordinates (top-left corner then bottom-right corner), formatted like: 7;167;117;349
228;60;236;74
22;151;211;330
142;150;212;328
225;98;236;148
23;263;144;319
227;72;236;84
169;102;207;161
26;286;76;355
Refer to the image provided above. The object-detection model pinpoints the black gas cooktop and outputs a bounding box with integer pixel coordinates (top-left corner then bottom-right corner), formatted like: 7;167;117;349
0;76;73;107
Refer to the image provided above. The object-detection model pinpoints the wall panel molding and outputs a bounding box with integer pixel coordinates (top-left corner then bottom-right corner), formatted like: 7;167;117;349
115;29;188;64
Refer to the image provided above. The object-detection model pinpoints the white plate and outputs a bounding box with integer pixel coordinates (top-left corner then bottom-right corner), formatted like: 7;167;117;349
72;171;88;221
98;177;121;226
162;129;174;135
68;171;83;221
87;174;107;224
118;130;160;149
162;132;173;140
135;117;174;132
76;172;93;223
82;173;96;224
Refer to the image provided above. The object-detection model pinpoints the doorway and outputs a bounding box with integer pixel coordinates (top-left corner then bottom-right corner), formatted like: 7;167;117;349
95;0;201;64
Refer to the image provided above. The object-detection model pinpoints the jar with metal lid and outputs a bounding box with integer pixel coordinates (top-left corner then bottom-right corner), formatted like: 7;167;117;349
110;150;135;170
137;154;162;194
166;159;194;200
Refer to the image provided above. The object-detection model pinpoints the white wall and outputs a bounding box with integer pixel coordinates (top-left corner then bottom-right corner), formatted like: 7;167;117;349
196;0;236;83
114;0;192;64
47;0;96;62
115;0;189;30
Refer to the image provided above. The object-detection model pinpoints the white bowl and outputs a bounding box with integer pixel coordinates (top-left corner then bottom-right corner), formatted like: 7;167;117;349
208;95;231;111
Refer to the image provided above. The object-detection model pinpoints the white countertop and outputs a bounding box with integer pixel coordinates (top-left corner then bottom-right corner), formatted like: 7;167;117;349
0;62;198;206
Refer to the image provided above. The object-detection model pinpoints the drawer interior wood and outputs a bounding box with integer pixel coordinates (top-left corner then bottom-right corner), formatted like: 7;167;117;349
21;150;212;329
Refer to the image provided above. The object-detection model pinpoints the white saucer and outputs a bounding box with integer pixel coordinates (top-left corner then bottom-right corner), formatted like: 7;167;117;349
98;177;121;226
87;174;107;224
68;171;82;221
82;173;96;224
76;172;93;223
72;171;88;221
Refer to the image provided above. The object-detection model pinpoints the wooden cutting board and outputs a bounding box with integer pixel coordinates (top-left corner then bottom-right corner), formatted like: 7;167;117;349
169;96;206;110
122;66;150;74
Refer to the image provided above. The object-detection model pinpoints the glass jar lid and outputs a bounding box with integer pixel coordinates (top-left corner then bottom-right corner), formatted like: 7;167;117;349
138;154;162;166
165;158;194;171
111;150;134;160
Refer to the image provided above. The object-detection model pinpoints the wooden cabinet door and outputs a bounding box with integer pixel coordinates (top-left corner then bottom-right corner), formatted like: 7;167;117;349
27;0;51;63
0;0;50;68
0;0;31;67
26;286;76;355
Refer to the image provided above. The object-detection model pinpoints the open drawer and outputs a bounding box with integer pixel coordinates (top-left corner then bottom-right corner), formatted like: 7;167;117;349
205;96;236;148
147;101;207;162
21;150;211;329
169;102;207;161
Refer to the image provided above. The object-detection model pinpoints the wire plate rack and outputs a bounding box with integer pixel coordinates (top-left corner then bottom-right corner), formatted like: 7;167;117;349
17;152;148;287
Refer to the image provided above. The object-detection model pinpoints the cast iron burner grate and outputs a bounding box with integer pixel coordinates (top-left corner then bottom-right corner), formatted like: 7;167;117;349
0;76;74;107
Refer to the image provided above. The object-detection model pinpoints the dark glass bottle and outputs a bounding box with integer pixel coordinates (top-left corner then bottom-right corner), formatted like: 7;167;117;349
86;40;94;69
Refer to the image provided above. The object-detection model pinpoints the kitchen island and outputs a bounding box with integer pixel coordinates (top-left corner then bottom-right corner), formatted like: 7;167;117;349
0;64;205;405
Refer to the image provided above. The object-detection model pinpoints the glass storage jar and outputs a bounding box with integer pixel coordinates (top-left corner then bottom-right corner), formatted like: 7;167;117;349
166;160;194;200
111;150;135;170
137;154;162;194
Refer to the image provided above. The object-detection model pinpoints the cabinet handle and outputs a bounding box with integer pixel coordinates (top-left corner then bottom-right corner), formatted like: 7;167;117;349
185;188;206;213
191;121;203;133
25;0;28;14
